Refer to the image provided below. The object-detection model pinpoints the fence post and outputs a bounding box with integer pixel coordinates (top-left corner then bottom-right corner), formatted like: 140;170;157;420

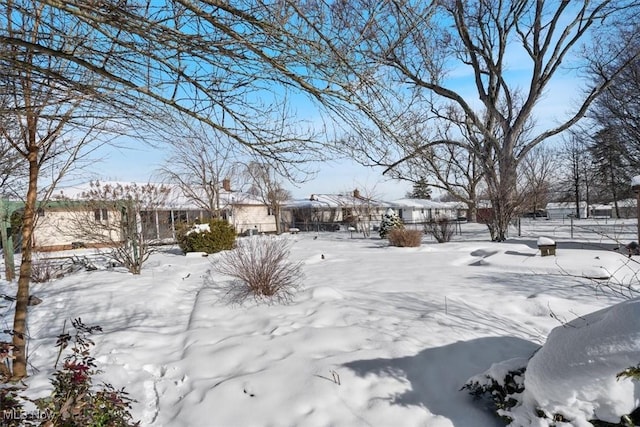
633;182;640;244
0;199;18;281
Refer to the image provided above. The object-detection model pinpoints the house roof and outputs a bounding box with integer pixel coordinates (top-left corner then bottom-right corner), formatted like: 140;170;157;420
546;201;588;209
284;194;467;211
284;193;393;209
389;198;465;209
52;181;266;209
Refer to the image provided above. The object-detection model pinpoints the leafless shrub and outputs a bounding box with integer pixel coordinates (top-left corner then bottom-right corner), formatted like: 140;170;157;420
211;236;304;304
30;255;90;282
387;228;422;247
56;181;169;274
30;256;57;283
424;217;455;243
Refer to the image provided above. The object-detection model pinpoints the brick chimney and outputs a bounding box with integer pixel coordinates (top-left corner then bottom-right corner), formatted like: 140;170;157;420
353;189;361;199
222;178;231;192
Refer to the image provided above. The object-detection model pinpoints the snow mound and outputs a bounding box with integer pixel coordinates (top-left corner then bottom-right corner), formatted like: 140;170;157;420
185;223;210;235
517;298;640;424
537;236;555;246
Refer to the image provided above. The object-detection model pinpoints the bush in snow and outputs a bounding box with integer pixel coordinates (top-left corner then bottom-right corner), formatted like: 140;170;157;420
379;208;403;239
176;219;236;254
0;386;24;427
424;217;455;243
462;358;529;423
618;364;640;381
0;319;138;426
30;253;58;283
387;228;422;247
211;236;304;304
465;298;640;426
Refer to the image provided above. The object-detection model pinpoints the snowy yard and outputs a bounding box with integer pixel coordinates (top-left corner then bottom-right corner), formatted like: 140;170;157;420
1;219;639;426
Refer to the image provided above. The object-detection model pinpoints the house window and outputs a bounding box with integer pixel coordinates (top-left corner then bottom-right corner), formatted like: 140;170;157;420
37;208;45;217
267;207;274;216
172;210;187;224
94;208;108;221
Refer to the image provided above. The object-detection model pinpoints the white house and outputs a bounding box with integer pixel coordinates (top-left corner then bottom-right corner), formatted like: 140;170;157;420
389;198;466;223
545;201;588;220
30;181;276;251
282;190;392;232
589;203;613;219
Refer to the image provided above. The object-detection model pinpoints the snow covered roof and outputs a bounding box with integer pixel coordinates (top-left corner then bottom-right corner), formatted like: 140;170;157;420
389;198;464;209
591;204;613;211
546;201;588;209
51;181;266;209
284;193;392;209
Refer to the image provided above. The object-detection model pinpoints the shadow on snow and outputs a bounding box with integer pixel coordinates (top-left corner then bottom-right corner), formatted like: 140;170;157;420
343;336;539;426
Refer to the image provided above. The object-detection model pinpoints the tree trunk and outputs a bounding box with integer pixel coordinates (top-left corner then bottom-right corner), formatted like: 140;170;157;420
487;153;518;242
11;152;39;379
274;205;282;234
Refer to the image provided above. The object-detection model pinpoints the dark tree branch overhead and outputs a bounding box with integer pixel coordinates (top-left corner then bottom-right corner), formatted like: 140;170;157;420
279;0;640;240
2;0;640;379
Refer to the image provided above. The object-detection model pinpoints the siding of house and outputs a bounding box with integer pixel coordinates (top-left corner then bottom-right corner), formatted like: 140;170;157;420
230;204;276;234
29;179;279;250
545;202;588;220
33;206;124;251
283;193;391;232
391;199;461;223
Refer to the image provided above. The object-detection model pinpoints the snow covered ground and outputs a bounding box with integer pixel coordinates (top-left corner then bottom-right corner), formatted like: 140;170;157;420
1;219;639;426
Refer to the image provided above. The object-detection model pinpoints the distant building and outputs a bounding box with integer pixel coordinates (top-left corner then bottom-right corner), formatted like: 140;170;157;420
389;199;466;224
282;190;392;232
282;191;467;232
589;204;613;219
545;201;588;220
30;181;276;251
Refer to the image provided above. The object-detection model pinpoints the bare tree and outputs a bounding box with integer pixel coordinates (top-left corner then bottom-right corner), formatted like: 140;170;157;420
588;22;640;169
557;131;596;218
382;118;485;222
59;181;170;274
518;144;559;216
244;162;291;235
0;0;337;379
350;185;386;238
0;138;25;197
0;1;138;379
588;127;634;215
1;1;337;168
156;116;242;217
284;1;640;241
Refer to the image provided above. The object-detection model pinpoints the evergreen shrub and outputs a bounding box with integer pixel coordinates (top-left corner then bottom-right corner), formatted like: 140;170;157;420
379;209;404;238
176;219;236;254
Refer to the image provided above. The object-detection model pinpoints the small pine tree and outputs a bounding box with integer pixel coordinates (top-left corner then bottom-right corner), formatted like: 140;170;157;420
379;208;403;238
406;178;432;199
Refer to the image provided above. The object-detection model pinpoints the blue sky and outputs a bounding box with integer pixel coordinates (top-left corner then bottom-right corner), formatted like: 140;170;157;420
89;141;411;200
86;4;591;203
88;68;582;202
